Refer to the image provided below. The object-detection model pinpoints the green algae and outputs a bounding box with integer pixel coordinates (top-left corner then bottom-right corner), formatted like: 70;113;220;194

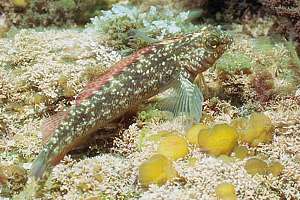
215;51;254;74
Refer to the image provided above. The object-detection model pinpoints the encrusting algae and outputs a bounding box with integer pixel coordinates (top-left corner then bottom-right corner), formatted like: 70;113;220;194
30;26;232;179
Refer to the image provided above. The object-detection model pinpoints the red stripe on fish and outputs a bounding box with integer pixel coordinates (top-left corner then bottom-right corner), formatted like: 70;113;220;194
76;46;155;104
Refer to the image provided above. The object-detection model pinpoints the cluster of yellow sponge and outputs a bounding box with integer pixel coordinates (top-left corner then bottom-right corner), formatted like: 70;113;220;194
185;112;274;156
139;131;189;187
198;124;238;156
186;123;238;156
231;112;274;146
244;158;284;176
138;112;277;187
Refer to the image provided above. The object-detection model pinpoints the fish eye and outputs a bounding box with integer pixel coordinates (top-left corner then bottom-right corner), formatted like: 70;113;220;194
207;37;220;49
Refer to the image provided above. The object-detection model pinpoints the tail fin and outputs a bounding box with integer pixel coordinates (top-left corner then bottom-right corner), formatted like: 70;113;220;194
31;150;49;179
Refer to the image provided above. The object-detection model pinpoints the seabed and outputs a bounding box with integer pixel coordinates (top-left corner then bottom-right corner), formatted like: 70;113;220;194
0;1;300;200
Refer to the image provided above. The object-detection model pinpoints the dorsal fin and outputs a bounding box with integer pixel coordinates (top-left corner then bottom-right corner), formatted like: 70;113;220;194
40;111;68;143
75;46;156;105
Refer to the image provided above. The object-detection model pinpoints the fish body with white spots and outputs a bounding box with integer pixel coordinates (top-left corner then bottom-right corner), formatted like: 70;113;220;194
31;26;232;178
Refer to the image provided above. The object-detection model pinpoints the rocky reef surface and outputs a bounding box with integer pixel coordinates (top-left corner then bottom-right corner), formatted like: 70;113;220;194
0;1;300;200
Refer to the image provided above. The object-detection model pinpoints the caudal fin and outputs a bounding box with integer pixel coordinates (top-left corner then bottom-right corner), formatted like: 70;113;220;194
31;150;49;179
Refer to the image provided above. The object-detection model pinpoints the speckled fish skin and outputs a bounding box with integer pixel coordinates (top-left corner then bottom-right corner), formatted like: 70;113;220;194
31;26;232;178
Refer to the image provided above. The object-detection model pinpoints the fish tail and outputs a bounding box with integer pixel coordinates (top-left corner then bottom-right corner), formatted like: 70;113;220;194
31;150;49;179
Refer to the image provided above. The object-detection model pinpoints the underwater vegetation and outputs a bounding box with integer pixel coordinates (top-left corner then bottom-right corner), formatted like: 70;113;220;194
90;4;200;52
260;0;300;54
0;0;120;27
169;0;300;56
207;34;300;106
0;0;300;199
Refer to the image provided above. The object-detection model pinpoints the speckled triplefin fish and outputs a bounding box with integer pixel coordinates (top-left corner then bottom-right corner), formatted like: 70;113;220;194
31;26;232;178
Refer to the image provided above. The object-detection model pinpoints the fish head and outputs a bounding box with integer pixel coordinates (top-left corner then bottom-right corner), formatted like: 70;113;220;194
184;26;233;75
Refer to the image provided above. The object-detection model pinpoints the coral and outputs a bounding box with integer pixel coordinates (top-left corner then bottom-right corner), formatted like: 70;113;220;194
138;154;178;187
215;183;237;200
1;98;298;199
130;0;208;10
90;4;199;51
285;40;300;85
0;68;12;105
180;0;264;23
198;124;238;156
211;34;299;105
0;14;9;38
0;28;121;123
157;134;189;160
38;155;139;199
185;123;207;146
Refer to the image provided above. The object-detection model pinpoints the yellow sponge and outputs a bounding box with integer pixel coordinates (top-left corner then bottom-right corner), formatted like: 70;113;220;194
233;146;249;160
12;0;28;7
138;154;177;187
157;134;189;160
244;158;268;175
186;123;207;146
240;113;273;146
198;124;238;156
215;183;237;200
268;161;284;176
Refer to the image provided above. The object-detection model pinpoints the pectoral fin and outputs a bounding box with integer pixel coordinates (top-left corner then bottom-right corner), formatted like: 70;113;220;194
157;75;204;122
